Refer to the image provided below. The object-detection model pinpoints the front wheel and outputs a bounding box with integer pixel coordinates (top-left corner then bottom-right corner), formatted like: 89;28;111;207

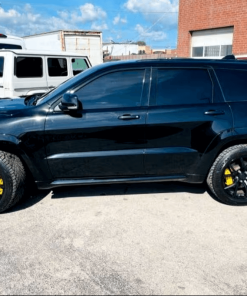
0;151;26;213
207;145;247;205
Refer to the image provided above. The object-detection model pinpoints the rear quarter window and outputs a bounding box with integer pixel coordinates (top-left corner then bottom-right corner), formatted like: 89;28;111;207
215;69;247;102
0;58;3;77
16;57;43;78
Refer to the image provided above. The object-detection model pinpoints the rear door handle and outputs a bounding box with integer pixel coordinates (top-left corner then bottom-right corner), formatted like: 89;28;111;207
204;110;225;116
118;114;140;120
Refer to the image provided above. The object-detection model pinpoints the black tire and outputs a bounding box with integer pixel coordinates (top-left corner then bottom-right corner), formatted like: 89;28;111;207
207;145;247;205
0;151;26;213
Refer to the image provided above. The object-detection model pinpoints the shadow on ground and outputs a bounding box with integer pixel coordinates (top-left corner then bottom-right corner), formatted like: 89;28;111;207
5;181;212;214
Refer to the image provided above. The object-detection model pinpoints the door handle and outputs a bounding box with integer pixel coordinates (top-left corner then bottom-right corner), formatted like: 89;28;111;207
204;110;225;116
118;114;140;120
48;86;55;88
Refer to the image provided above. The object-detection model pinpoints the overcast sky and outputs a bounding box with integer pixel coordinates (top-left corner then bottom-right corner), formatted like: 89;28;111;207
0;0;179;49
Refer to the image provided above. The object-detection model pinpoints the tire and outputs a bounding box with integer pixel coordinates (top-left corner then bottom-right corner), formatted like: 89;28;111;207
207;145;247;205
0;151;26;213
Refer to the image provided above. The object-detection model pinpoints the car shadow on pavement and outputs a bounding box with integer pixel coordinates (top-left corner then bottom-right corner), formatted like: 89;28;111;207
4;190;50;214
5;181;230;214
51;181;207;199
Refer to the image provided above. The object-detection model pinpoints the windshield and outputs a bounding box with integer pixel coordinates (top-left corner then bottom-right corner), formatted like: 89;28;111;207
36;64;104;105
0;57;4;77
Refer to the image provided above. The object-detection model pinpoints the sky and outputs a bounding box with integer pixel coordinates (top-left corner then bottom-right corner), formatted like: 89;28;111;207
0;0;179;49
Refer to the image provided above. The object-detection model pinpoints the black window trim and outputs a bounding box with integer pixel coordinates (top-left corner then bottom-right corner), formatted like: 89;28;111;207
15;56;43;78
149;66;214;107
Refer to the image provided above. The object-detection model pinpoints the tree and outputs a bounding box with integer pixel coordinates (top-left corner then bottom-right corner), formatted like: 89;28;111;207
137;41;146;46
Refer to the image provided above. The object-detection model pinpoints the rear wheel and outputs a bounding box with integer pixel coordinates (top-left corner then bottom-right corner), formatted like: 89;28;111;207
207;145;247;205
0;151;26;213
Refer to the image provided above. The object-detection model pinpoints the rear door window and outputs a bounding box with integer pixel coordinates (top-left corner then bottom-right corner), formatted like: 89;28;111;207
48;58;68;77
155;68;212;106
215;69;247;102
0;58;4;77
72;58;89;76
16;57;43;78
0;44;22;49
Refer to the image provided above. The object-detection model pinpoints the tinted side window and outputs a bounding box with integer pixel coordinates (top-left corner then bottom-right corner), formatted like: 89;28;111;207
215;69;247;102
72;58;89;76
16;57;43;78
75;70;145;109
156;69;212;106
48;58;68;77
0;58;4;77
0;44;22;49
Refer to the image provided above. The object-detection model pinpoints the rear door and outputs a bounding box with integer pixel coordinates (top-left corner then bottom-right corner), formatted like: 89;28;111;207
145;66;233;177
45;56;70;89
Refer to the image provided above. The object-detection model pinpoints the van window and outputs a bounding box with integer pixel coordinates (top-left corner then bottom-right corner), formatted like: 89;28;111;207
0;58;3;77
16;57;43;78
72;58;89;76
0;44;22;49
48;58;68;77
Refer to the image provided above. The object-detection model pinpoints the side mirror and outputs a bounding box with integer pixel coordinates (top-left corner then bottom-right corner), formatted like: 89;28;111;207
59;92;79;111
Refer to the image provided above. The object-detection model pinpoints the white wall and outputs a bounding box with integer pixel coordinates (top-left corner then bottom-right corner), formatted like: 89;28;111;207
103;44;139;56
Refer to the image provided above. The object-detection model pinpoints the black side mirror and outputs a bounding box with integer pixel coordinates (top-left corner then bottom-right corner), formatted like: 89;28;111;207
59;92;79;111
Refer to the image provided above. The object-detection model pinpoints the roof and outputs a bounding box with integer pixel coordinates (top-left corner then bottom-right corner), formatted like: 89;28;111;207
23;30;102;38
101;57;247;70
0;49;89;58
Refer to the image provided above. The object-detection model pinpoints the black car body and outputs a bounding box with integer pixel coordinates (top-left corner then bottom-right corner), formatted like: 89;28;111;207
0;57;247;211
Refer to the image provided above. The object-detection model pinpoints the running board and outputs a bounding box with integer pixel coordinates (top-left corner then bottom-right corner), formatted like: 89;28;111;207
37;175;186;190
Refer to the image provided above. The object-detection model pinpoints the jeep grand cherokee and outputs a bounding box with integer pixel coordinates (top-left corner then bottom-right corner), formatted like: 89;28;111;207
0;57;246;212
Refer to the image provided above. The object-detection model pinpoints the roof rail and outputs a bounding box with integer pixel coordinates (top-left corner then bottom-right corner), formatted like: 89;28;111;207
222;55;236;60
0;34;7;38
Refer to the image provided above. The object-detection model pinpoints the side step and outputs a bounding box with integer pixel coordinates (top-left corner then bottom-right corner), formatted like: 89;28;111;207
38;175;186;190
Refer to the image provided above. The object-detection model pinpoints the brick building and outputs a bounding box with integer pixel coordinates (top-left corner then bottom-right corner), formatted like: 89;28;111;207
177;0;247;59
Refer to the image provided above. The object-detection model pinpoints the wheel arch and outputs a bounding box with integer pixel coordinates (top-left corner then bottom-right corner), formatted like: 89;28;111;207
0;135;45;186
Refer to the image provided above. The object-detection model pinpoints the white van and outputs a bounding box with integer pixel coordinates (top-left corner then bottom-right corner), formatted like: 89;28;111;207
0;49;91;98
0;34;26;49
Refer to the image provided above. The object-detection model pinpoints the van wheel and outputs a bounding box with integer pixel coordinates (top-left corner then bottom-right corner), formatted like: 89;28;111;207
207;145;247;205
0;151;26;213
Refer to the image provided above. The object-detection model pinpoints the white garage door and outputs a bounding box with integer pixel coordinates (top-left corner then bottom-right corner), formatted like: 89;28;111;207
191;27;233;59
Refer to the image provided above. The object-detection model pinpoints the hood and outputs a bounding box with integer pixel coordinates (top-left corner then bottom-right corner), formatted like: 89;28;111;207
0;98;27;114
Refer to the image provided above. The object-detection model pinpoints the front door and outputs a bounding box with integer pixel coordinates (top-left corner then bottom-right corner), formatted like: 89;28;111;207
45;68;149;179
145;67;233;176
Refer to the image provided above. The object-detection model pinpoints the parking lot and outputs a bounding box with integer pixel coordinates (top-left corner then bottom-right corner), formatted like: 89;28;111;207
0;182;246;295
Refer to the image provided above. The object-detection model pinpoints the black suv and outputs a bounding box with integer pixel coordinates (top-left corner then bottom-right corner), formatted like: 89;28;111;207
0;57;247;212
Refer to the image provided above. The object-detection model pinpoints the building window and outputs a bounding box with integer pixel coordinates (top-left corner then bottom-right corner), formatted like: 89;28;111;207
205;46;220;57
192;47;203;57
221;45;232;56
192;44;232;58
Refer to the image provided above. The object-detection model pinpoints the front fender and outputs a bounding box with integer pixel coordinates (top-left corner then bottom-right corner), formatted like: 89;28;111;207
0;134;52;183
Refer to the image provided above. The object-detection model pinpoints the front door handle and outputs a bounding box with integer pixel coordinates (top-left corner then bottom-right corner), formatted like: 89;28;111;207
204;110;225;116
118;114;140;120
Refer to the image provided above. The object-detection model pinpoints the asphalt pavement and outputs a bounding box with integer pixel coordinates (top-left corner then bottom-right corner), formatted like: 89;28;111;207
0;181;247;295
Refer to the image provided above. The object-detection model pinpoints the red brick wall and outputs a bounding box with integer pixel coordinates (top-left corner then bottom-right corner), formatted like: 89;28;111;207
177;0;247;57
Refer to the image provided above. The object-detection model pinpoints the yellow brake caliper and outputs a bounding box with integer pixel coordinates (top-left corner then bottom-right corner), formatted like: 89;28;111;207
225;168;234;186
0;178;3;195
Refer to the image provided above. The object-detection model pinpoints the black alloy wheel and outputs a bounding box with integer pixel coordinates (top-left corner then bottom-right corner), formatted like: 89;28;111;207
223;157;247;202
207;145;247;205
